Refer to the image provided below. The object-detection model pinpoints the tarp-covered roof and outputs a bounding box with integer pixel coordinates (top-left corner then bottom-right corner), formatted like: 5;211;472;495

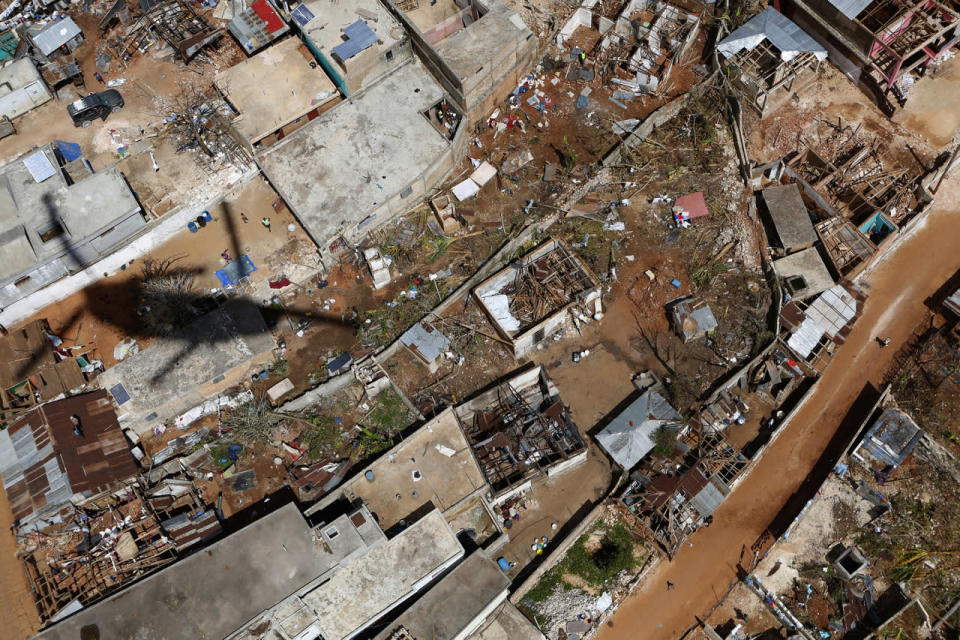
596;391;681;469
717;7;827;62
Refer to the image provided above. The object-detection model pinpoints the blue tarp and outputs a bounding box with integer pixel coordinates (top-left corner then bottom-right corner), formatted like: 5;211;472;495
332;20;378;61
215;254;257;286
54;140;83;163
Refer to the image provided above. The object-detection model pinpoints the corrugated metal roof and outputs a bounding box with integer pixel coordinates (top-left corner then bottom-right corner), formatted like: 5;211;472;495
944;287;960;317
0;390;137;524
596;391;681;469
32;16;82;57
827;0;873;20
400;322;450;364
717;8;827;62
787;284;859;358
332;20;379;61
689;478;725;517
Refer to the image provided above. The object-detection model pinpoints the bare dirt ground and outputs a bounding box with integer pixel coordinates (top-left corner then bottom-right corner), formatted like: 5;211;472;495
893;55;960;148
593;171;960;640
18;176;314;369
0;488;40;639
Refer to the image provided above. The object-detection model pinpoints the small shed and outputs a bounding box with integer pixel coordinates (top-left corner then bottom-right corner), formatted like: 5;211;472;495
595;390;682;470
762;184;818;253
400;322;450;372
28;17;84;58
671;297;719;342
852;408;923;471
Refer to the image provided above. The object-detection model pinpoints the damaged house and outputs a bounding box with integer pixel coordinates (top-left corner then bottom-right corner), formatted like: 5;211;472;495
559;0;700;95
850;407;924;474
716;7;827;116
392;0;537;122
473;238;602;357
619;421;747;557
97;299;276;438
782;0;960;112
780;281;867;369
452;365;587;503
0;390;138;531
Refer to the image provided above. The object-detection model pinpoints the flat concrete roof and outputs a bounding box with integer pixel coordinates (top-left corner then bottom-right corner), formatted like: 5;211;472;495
466;601;545;640
340;408;488;529
216;37;339;144
98;299;275;432
305;509;464;640
375;551;510;640
298;0;403;56
0;58;45;89
773;247;835;300
257;59;451;244
0;146;141;278
433;5;530;79
33;503;328;640
762;184;818;250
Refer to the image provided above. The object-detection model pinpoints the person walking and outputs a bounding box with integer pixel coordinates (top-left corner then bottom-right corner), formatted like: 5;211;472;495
878;336;891;348
240;212;249;224
261;217;271;232
666;581;675;591
94;71;104;84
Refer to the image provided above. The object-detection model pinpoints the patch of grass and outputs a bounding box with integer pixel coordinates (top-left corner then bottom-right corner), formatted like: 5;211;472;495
368;390;408;433
524;522;641;606
270;357;289;377
524;566;564;603
299;414;342;461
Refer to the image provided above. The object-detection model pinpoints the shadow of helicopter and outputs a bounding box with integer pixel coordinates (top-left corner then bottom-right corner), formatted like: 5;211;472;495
15;189;351;386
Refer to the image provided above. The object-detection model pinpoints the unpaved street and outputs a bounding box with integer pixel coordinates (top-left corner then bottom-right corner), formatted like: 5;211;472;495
593;174;960;640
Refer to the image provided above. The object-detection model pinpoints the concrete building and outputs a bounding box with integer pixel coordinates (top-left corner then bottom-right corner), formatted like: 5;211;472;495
292;0;411;96
773;247;835;300
394;0;536;123
0;145;145;310
374;551;530;640
257;59;466;259
31;503;387;640
229;508;464;640
761;183;819;255
215;36;340;147
851;407;923;472
98;299;276;437
311;407;497;537
473;239;602;357
0;58;53;120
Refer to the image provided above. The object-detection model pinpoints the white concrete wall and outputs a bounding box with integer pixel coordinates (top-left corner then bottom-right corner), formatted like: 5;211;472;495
0;59;52;120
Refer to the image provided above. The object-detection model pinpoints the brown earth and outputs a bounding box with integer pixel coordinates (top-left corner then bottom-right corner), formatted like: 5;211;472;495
593;173;960;640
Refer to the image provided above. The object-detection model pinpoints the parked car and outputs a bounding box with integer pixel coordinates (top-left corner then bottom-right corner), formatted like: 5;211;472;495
67;90;124;127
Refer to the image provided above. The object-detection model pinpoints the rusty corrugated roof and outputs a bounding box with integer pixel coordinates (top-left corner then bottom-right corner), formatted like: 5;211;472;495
0;390;138;524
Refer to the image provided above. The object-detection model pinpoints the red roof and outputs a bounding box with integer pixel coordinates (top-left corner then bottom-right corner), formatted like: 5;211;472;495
673;191;710;219
251;0;285;33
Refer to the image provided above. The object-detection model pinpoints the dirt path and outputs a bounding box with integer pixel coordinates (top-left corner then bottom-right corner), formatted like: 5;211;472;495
0;481;41;639
593;175;960;640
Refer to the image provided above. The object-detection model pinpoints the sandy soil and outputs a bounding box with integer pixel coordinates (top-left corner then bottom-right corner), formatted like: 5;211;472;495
592;172;960;640
0;487;40;638
893;56;960;148
15;176;312;369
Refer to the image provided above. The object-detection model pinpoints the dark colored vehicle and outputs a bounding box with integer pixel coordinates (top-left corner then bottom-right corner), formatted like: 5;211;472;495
67;90;124;127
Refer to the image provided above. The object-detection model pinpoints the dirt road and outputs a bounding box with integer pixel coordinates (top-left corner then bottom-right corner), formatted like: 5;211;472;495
594;175;960;640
